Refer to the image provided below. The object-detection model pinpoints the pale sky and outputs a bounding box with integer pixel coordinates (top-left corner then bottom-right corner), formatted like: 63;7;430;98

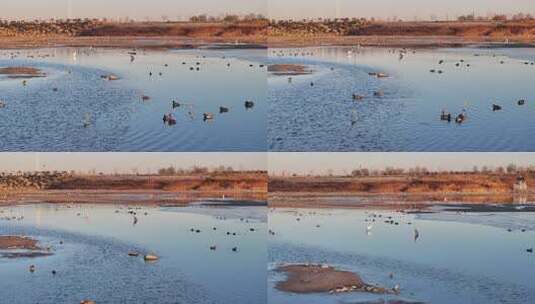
3;0;534;21
269;0;535;20
0;153;266;174
1;0;266;20
269;153;535;175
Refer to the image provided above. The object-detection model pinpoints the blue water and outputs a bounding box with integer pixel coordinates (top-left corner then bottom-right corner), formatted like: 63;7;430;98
268;46;535;151
0;203;267;304
269;208;535;304
0;48;267;151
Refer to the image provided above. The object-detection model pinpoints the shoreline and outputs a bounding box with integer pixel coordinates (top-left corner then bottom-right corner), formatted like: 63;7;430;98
0;35;534;50
268;35;535;49
0;189;267;207
0;36;267;50
269;192;535;210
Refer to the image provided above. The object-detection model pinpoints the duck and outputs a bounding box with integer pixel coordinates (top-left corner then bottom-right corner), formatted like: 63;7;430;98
518;99;526;106
219;106;229;113
492;104;502;111
245;101;255;109
141;95;151;101
440;110;452;122
203;113;214;121
376;72;389;78
143;254;159;261
210;245;217;251
163;113;176;125
455;112;466;124
352;94;364;101
172;100;180;108
232;247;238;252
373;91;384;97
527;248;533;253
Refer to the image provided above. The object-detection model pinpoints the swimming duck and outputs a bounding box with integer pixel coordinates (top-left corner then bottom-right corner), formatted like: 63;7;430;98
245;101;255;109
440;110;452;122
455;112;466;124
352;94;364;101
203;113;214;121
518;99;526;106
492;104;502;111
144;254;159;261
219;106;229;113
172;100;180;108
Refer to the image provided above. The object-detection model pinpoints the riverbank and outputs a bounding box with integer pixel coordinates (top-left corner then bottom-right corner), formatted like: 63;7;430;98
268;20;535;48
269;174;534;208
0;172;267;205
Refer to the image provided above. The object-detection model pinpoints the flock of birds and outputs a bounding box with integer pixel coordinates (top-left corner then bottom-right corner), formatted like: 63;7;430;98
0;49;263;129
272;47;534;128
268;208;535;297
127;50;261;127
1;204;262;277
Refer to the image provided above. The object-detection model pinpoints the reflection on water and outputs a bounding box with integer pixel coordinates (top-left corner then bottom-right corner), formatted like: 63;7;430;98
0;48;266;151
269;208;535;304
0;204;267;304
268;46;535;151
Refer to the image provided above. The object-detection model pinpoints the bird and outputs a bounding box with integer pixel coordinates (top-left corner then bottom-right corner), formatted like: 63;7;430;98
203;113;214;121
414;229;420;242
366;224;373;235
492;104;502;111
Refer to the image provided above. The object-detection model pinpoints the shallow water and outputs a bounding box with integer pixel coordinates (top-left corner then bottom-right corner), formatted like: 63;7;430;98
0;48;266;151
268;46;535;151
0;203;267;304
268;207;535;304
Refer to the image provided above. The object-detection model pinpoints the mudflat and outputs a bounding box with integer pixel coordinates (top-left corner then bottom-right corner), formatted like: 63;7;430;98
0;66;45;78
275;264;392;294
0;236;40;250
268;64;312;76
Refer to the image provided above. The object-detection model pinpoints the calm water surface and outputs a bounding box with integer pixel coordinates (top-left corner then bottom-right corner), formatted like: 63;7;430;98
0;203;267;304
0;48;266;151
268;46;535;151
269;207;535;304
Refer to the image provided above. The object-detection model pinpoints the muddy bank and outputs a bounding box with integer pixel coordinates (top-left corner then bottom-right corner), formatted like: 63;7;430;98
268;64;313;76
0;236;40;250
0;236;52;258
269;192;535;209
276;264;393;294
0;66;46;78
0;189;267;207
270;174;532;195
0;35;266;50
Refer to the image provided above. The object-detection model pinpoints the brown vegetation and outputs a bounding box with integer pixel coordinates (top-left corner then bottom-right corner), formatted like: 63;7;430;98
0;19;267;48
269;173;529;194
268;19;535;46
0;171;267;205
